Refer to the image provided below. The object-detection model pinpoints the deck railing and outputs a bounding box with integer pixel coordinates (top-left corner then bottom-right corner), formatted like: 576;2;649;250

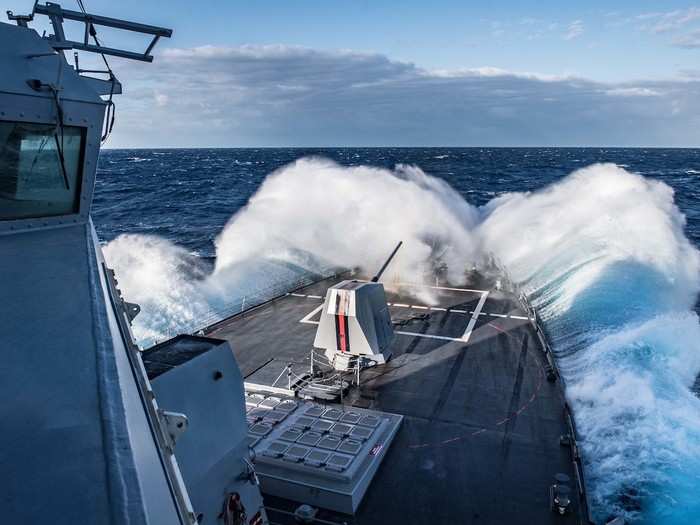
146;268;346;347
190;267;347;336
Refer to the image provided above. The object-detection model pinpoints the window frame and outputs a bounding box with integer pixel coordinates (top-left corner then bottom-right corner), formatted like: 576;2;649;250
0;120;87;221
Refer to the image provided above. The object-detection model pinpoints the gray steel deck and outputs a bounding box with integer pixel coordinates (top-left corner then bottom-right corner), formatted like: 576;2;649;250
205;274;583;524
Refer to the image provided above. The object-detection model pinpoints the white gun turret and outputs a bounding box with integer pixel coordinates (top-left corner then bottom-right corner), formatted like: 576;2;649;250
314;242;402;370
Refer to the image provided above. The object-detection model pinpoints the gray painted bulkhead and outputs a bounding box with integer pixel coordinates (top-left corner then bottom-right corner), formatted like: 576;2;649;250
0;17;192;525
145;336;268;524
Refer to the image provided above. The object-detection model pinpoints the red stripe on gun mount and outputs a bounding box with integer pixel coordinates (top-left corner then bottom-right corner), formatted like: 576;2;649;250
338;313;349;352
334;291;350;352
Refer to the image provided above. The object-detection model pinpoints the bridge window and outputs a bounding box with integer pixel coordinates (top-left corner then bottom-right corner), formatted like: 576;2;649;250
0;121;84;220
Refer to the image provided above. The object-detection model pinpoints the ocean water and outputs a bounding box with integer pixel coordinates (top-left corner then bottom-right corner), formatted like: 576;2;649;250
95;147;700;524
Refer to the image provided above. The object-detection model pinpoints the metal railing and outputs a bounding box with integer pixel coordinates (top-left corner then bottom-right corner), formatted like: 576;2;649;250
517;292;559;382
564;401;595;525
191;268;346;336
145;267;349;350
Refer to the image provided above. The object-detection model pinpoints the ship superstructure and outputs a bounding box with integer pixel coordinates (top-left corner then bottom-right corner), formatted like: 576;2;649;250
0;4;267;524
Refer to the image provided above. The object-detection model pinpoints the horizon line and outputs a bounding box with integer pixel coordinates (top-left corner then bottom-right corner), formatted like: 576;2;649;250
101;145;700;150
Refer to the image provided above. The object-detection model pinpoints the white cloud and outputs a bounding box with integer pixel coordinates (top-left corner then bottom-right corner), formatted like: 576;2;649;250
679;68;700;79
480;17;564;41
154;92;169;107
605;87;661;97
564;20;584;40
107;45;700;148
637;7;700;33
427;66;569;82
673;29;700;48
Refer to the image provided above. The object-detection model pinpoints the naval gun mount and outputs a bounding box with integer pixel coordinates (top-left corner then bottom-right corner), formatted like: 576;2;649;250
313;242;401;372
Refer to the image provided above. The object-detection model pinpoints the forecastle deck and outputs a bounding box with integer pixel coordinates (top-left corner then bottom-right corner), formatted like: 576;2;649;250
201;272;589;524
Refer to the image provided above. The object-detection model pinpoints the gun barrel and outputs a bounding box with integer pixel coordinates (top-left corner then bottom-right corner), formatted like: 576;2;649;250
371;241;403;282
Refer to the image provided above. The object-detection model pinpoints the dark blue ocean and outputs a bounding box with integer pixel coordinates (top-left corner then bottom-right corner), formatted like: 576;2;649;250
94;148;700;524
94;148;700;257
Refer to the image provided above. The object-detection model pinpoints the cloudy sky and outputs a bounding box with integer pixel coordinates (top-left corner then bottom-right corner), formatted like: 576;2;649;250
8;0;700;147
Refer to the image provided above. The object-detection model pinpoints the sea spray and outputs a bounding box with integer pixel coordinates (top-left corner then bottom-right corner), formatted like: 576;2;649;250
104;158;700;522
213;158;482;283
103;234;331;344
102;234;211;343
480;163;700;313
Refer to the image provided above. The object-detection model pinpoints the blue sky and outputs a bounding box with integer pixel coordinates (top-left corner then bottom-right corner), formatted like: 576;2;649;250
5;1;700;146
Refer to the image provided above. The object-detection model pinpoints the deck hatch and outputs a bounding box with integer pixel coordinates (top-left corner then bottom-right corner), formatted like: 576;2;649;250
248;407;270;421
317;435;341;450
321;408;343;421
311;419;334;432
283;445;311;462
297;431;323;447
339;412;362;424
337;439;362;455
263;410;289;423
259;397;281;409
304;450;331;467
293;416;315;429
349;426;373;440
325;453;353;472
249;423;273;437
279;429;303;442
276;400;298;412
358;415;380;428
246;393;265;407
263;442;289;458
330;423;353;436
305;405;325;417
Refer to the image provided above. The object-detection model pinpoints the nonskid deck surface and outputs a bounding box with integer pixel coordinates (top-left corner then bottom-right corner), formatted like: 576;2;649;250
206;274;582;524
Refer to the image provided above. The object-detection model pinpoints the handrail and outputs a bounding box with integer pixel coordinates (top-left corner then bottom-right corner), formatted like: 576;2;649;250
146;267;349;350
194;275;324;332
518;291;559;382
192;268;347;336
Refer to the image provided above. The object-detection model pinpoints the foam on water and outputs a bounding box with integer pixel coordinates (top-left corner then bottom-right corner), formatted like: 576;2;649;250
104;159;700;523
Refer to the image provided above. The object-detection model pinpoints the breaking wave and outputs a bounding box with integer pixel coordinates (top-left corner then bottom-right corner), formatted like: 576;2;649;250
104;158;700;523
